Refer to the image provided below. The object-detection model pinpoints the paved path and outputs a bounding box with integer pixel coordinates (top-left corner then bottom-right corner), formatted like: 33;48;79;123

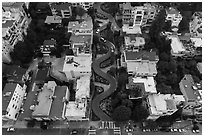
91;3;119;121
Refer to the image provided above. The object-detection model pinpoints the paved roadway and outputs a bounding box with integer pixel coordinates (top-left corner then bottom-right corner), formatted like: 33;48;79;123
91;3;119;121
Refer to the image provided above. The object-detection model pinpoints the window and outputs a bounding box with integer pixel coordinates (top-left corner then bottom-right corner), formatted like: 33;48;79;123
15;113;18;118
135;16;142;22
12;104;15;108
137;11;142;14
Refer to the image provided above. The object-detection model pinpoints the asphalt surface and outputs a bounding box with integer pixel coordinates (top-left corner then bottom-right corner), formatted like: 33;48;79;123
91;3;119;121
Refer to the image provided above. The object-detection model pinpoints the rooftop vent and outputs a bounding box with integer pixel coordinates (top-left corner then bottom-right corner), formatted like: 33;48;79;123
184;85;187;88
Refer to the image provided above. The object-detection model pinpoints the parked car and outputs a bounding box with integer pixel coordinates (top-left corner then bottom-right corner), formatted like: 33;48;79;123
70;129;78;135
7;127;15;132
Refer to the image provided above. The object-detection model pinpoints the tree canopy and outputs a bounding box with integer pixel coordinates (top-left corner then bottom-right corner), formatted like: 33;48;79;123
112;105;132;121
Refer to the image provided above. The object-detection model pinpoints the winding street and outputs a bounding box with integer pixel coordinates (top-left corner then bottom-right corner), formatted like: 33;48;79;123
91;3;119;120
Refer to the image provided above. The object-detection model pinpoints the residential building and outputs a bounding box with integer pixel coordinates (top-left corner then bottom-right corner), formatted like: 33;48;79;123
179;75;202;107
124;34;145;52
32;81;69;121
34;67;50;85
49;2;72;18
168;35;186;58
2;83;26;120
2;2;30;63
71;2;94;11
120;2;159;27
189;12;202;38
197;62;202;74
45;16;62;24
132;76;157;94
122;24;142;34
65;76;90;121
123;50;159;75
40;39;57;56
147;94;180;120
63;55;92;80
165;7;182;30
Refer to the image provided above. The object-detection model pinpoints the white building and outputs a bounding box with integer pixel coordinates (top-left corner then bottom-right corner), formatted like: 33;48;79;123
63;55;92;80
71;2;94;11
133;76;157;94
2;2;30;63
124;34;145;51
2;83;26;120
189;12;202;38
147;94;180;120
168;35;186;57
166;7;182;30
49;2;72;18
65;76;90;121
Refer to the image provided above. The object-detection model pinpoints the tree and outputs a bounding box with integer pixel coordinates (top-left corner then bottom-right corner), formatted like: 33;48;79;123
159;52;170;61
155;72;167;84
75;6;86;19
157;61;169;74
168;60;177;73
112;105;132;121
156;83;173;94
166;73;178;86
121;99;133;108
132;104;149;122
178;16;189;33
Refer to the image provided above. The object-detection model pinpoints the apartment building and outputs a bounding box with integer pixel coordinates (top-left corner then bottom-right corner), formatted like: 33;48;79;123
68;15;93;55
49;2;72;18
31;81;69;121
166;7;182;30
123;50;159;75
147;94;180;120
189;12;202;38
124;34;145;52
121;2;158;27
2;83;26;120
2;2;29;63
71;2;94;11
40;39;57;56
63;55;92;80
65;76;90;121
179;75;202;109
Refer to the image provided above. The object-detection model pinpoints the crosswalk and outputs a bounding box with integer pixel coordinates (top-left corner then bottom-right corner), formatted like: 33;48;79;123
100;121;115;129
88;129;96;135
113;127;121;135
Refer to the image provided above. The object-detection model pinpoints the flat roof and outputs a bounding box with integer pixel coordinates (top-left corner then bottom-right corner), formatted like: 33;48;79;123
124;35;145;47
50;2;71;10
35;68;49;82
190;38;202;48
197;63;202;74
70;35;91;44
63;55;92;73
148;94;177;115
122;24;142;34
18;90;38;120
49;86;69;119
32;83;55;117
2;83;18;112
45;16;62;24
2;20;15;28
124;51;158;61
2;2;24;8
168;35;185;54
180;75;202;101
166;7;179;15
133;76;157;93
65;101;86;118
132;62;157;75
68;17;93;31
76;76;90;99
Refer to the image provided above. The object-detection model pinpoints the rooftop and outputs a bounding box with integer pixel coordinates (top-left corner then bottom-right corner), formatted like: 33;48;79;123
168;35;186;54
197;63;202;74
128;77;145;99
65;101;87;118
45;16;62;24
49;86;69;119
75;76;90;99
179;75;202;101
2;83;18;112
148;94;178;116
35;68;49;82
50;2;71;10
134;62;157;76
70;35;92;44
43;39;56;46
124;34;145;47
133;76;157;94
32;82;56;117
63;55;92;73
166;7;179;15
190;38;202;48
124;50;159;61
2;2;24;8
2;20;15;28
68;16;93;32
122;24;142;34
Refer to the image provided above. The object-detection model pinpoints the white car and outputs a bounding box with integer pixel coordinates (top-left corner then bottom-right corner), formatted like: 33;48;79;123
96;29;100;34
100;37;106;43
7;127;15;132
